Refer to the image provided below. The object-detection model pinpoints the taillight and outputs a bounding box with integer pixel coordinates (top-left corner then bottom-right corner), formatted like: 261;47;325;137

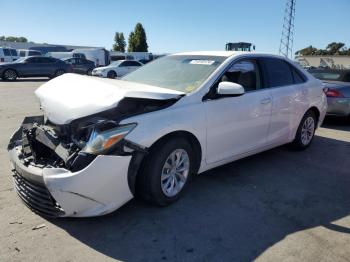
325;88;344;98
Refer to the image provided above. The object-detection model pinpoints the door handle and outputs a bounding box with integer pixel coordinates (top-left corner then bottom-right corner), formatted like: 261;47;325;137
261;98;271;104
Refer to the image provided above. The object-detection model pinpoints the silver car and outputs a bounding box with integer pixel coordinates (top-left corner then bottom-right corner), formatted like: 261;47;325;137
309;69;350;117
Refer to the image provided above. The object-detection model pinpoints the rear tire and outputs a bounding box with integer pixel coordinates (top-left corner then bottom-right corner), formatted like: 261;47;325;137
87;69;93;75
107;70;117;79
290;110;317;150
137;137;196;206
54;69;65;78
2;69;17;81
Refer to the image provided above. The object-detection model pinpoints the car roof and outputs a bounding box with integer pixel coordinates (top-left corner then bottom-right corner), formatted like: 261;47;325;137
172;51;248;57
171;51;288;60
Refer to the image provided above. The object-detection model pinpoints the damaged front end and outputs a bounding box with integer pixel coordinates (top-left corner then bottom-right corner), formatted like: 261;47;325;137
8;96;179;217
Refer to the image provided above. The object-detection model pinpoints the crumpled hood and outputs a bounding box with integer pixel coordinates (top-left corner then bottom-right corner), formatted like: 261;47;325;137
35;73;184;125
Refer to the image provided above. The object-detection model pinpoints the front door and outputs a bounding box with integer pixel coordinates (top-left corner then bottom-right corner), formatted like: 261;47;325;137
205;59;272;164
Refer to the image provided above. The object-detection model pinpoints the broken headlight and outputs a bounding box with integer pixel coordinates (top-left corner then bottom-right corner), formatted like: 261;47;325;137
82;123;137;155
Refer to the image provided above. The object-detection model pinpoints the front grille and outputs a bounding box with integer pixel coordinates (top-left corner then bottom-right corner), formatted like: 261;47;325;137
13;172;65;217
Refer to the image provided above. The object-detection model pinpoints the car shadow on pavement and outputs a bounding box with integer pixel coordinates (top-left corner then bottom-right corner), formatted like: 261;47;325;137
52;135;350;261
0;78;48;83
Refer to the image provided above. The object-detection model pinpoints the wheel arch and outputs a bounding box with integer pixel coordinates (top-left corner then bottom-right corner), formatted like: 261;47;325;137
128;130;203;196
148;130;202;172
108;70;117;77
2;68;19;78
308;106;320;125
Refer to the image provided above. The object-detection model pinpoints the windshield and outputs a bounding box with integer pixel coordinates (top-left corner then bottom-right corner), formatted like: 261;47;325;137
15;57;27;63
122;55;226;93
110;61;122;66
310;71;341;81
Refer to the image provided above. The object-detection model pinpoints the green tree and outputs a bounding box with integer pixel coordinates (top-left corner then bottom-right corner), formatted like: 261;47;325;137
326;42;345;55
127;23;148;52
127;31;136;52
112;32;126;52
17;37;28;43
295;45;318;56
2;36;28;42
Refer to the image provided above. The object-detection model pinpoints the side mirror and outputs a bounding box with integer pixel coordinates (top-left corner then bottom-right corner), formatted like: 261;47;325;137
217;81;245;96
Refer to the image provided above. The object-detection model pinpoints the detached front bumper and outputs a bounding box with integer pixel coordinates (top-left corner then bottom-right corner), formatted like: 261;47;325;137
9;140;134;218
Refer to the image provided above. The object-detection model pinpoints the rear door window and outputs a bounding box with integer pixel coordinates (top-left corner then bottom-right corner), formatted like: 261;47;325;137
27;57;40;63
41;57;56;63
261;57;294;87
28;51;40;56
120;61;129;67
129;61;141;66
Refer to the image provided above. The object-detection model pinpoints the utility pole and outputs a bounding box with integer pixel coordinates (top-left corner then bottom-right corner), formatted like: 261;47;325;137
279;0;296;58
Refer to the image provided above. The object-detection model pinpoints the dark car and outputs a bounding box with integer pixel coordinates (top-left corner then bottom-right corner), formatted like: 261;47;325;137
309;69;350;117
0;56;73;81
63;57;95;75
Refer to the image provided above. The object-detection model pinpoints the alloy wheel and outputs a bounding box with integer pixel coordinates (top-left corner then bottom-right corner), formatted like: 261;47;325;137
161;149;190;197
4;70;17;80
301;116;315;145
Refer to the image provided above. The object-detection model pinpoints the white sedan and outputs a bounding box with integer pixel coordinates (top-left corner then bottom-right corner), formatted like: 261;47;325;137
92;60;142;78
8;51;327;217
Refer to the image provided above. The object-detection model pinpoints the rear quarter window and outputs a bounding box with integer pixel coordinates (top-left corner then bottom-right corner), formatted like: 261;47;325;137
290;65;306;84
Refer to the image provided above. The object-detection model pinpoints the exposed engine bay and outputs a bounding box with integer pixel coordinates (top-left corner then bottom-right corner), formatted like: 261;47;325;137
8;97;179;172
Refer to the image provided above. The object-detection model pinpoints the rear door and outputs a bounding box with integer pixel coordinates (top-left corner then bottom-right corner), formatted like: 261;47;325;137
259;57;306;144
205;58;272;163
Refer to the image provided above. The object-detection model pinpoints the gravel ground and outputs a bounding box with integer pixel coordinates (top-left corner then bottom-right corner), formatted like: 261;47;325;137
0;79;349;262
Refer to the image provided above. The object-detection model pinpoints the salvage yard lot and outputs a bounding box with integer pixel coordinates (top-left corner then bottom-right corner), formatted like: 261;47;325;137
0;79;350;262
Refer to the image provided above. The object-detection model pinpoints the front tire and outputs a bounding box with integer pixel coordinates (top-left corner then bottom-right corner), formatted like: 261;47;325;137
291;110;317;150
138;137;196;206
2;69;17;81
107;70;117;79
54;69;65;78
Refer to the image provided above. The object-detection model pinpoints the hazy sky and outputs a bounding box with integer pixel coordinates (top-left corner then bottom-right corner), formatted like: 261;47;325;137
3;0;349;54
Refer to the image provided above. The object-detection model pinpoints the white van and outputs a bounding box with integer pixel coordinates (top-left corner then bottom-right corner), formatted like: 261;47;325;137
18;49;42;57
0;47;19;62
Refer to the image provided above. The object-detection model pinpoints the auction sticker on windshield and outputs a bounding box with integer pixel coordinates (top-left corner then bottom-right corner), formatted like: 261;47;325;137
189;60;216;65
